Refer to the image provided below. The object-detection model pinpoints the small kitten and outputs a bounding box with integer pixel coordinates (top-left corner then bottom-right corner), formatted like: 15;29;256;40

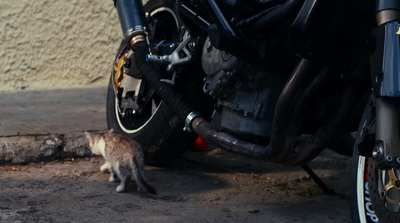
85;129;156;194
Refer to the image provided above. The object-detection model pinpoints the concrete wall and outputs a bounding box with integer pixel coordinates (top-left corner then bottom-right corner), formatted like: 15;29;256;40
0;0;121;91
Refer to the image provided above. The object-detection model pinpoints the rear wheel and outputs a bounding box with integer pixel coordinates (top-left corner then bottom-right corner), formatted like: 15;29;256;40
106;0;212;165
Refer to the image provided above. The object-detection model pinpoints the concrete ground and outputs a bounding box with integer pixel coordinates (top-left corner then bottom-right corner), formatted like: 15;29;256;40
0;86;108;164
0;86;353;222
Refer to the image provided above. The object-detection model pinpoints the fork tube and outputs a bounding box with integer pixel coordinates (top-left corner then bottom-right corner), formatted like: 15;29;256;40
114;0;148;47
375;98;400;168
375;0;400;25
372;0;400;169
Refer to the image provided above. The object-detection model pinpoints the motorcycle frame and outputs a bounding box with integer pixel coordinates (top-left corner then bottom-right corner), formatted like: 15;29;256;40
114;0;400;166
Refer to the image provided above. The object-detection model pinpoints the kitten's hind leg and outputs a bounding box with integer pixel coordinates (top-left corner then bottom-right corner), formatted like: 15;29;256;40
116;167;131;193
116;174;131;193
108;166;120;182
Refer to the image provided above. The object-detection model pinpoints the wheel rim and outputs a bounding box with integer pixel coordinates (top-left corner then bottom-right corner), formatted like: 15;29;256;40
115;96;161;134
356;155;369;223
112;6;179;134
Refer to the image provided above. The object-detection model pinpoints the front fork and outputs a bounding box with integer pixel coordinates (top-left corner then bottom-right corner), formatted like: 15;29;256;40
371;1;400;169
113;0;149;48
370;0;400;210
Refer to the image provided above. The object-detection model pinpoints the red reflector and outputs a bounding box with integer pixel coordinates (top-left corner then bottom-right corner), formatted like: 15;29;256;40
193;137;209;150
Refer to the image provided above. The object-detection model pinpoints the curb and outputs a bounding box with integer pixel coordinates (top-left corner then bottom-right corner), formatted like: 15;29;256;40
0;132;97;165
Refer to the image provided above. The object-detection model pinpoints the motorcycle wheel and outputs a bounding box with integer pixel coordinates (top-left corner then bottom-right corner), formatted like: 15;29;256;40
350;96;400;223
106;0;211;166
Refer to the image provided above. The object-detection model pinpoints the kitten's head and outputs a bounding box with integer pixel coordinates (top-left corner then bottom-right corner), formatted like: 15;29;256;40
84;131;106;155
84;131;95;150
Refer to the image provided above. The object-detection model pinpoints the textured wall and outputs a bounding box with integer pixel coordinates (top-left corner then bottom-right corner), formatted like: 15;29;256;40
0;0;121;91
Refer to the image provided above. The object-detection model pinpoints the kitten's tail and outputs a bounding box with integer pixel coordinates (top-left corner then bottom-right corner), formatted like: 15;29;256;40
132;156;157;194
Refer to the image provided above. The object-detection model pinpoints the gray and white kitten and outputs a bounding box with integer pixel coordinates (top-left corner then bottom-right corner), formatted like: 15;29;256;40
84;129;156;194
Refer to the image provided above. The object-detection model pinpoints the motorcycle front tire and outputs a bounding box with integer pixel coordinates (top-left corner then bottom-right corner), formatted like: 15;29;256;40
350;95;400;223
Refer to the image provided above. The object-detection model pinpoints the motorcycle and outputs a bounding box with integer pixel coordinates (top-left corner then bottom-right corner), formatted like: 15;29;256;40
105;0;400;222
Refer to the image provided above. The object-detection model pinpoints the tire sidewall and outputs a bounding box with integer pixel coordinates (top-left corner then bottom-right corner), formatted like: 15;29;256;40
106;73;198;165
350;95;379;223
351;153;380;223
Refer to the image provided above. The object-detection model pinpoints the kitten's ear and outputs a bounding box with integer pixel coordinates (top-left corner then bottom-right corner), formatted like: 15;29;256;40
84;131;93;141
108;128;114;133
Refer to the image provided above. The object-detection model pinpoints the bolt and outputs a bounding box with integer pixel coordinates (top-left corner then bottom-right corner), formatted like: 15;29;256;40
372;145;383;160
386;155;393;162
397;157;400;164
188;42;196;49
217;79;222;84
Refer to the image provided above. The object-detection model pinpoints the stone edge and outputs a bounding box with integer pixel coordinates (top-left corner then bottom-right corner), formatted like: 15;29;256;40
0;133;93;165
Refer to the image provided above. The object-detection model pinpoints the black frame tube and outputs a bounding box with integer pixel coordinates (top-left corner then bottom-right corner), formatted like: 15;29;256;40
247;0;304;31
205;0;236;36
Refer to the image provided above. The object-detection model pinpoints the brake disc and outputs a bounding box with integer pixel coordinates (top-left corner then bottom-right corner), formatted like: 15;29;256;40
368;160;400;223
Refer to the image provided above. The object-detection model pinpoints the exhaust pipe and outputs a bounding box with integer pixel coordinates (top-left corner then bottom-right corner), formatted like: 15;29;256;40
132;39;364;165
132;44;315;164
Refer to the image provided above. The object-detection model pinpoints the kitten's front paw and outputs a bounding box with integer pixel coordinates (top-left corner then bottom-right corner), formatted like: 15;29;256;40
109;175;119;182
100;163;111;173
116;185;125;193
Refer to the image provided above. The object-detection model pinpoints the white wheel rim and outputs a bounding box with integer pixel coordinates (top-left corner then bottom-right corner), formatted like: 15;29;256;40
357;155;367;223
115;96;161;134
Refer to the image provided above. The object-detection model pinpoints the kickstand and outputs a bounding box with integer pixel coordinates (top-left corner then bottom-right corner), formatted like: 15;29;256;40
301;164;335;195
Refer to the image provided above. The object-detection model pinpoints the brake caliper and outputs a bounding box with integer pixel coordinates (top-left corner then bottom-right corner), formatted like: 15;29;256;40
114;52;128;91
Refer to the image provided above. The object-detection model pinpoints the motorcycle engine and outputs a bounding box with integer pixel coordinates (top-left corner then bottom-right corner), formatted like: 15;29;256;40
201;37;284;141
